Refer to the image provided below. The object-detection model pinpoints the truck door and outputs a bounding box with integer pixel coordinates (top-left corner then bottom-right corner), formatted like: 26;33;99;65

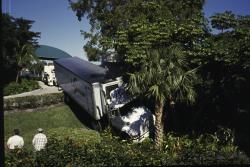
92;83;104;120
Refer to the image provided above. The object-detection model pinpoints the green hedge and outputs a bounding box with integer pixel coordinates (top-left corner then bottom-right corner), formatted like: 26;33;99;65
4;93;64;111
5;128;250;166
47;127;102;145
5;148;35;167
4;79;40;96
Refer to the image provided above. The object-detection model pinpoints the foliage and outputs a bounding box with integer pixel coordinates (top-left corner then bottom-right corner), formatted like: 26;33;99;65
3;79;40;96
16;43;39;83
189;12;250;129
29;60;44;75
162;128;248;165
1;13;40;85
14;17;40;47
127;46;198;149
69;0;207;62
4;93;64;110
1;14;18;84
128;46;197;104
124;0;201;150
210;11;237;33
115;2;207;66
4;127;250;166
5;148;35;167
47;127;101;145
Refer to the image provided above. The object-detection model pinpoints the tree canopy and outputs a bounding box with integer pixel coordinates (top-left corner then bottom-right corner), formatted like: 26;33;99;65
203;12;250;112
69;0;206;62
1;14;40;84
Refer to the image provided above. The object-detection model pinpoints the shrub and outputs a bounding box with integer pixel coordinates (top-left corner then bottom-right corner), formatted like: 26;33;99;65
4;127;250;166
4;79;40;96
39;128;250;166
4;93;64;110
47;127;102;145
162;127;250;165
5;148;34;167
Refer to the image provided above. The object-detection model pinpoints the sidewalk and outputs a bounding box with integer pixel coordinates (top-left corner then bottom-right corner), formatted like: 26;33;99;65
4;81;62;99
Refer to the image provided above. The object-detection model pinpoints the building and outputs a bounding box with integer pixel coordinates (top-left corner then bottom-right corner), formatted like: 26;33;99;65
35;45;72;86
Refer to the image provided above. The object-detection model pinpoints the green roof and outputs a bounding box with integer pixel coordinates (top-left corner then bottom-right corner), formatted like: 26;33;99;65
35;45;72;60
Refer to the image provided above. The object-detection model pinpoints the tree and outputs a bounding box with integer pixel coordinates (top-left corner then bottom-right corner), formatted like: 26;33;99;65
69;0;206;61
29;60;44;77
128;45;197;149
188;13;250;130
1;13;40;84
15;43;38;83
113;2;204;149
15;17;40;47
70;0;206;149
207;13;250;108
210;11;237;33
1;14;19;84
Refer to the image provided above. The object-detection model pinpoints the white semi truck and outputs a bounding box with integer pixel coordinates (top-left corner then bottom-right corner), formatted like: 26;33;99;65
54;57;154;142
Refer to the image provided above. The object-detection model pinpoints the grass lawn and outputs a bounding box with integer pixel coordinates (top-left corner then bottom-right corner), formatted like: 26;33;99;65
4;104;87;151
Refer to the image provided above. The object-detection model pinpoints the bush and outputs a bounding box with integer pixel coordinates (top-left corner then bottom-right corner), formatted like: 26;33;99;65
47;127;102;145
4;127;250;166
4;93;64;110
4;79;40;96
5;148;35;167
162;127;250;165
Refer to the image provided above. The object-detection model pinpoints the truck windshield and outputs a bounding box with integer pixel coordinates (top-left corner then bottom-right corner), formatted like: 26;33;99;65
106;84;131;110
106;84;118;99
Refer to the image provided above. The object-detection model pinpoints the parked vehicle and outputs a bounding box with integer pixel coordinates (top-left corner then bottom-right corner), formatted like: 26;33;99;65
54;57;154;142
42;61;57;86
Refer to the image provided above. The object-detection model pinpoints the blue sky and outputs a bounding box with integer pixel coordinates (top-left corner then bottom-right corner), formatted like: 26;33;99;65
2;0;250;60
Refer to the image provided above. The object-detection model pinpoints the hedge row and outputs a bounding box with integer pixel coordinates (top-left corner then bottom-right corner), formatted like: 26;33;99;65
5;128;250;166
4;79;40;96
4;93;64;111
47;127;102;145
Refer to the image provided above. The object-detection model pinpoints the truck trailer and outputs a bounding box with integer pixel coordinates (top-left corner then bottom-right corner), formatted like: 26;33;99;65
54;57;154;142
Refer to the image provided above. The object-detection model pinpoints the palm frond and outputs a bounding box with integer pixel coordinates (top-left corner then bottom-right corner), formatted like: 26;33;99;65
128;45;198;104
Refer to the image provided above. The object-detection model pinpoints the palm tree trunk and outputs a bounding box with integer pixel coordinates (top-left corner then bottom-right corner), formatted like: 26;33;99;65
154;99;164;150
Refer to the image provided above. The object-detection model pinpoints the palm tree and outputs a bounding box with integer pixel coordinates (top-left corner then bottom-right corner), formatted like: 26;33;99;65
128;45;197;150
16;42;38;83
